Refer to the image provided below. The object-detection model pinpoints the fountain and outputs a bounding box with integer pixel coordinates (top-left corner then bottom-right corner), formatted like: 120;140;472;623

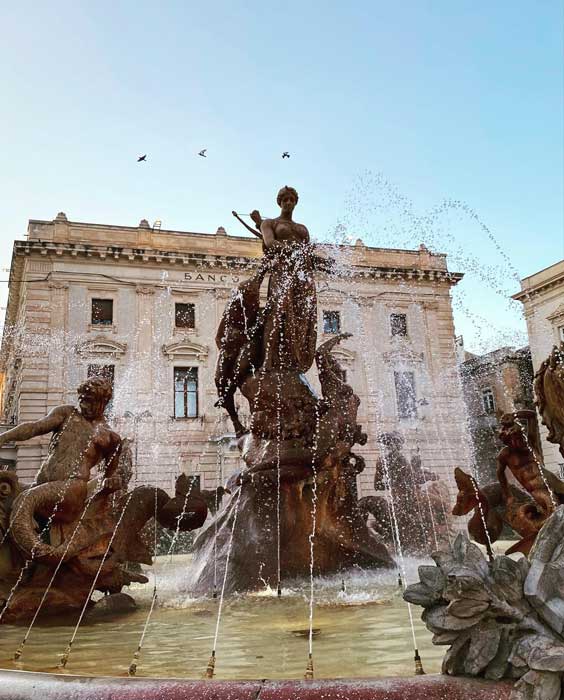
0;186;561;699
0;377;209;625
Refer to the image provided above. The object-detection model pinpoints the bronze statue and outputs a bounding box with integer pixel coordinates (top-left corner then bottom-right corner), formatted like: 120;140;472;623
358;432;449;554
0;379;211;623
534;342;564;459
0;377;123;563
496;410;564;519
259;186;317;373
192;200;395;592
452;409;564;556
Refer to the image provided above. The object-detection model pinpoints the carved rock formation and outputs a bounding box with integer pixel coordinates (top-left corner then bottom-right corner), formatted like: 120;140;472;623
404;508;564;700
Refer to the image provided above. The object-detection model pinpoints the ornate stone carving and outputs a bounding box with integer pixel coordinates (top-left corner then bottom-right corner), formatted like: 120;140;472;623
404;513;564;700
162;340;208;362
135;285;156;295
75;337;127;358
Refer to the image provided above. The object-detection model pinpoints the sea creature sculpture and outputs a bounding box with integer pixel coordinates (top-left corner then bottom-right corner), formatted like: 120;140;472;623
0;380;210;623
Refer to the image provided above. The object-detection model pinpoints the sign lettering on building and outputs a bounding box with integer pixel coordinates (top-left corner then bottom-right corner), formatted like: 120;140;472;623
184;272;240;283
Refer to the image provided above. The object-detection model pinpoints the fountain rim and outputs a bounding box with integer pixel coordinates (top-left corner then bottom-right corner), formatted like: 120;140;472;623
0;668;512;700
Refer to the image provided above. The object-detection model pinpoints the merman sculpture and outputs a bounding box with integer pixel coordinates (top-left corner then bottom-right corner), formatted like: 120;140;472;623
0;377;210;624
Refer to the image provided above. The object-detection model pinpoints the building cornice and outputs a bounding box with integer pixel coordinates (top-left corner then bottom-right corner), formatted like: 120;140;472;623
512;265;564;303
10;239;464;287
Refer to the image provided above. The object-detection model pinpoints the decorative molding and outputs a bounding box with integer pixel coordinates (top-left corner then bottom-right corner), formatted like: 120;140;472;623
75;336;127;358
547;304;564;324
136;285;156;295
47;280;69;290
169;288;200;297
382;348;425;364
162;340;209;362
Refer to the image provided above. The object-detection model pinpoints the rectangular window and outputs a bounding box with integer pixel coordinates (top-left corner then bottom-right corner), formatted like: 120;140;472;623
91;298;113;326
482;388;495;415
323;310;341;334
394;371;417;419
175;303;195;329
390;313;408;337
174;367;198;418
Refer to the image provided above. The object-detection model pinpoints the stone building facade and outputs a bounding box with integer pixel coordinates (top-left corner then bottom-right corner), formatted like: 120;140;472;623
0;213;470;501
458;343;535;482
513;259;564;477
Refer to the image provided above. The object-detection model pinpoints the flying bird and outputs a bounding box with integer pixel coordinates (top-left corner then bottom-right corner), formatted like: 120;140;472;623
198;149;207;158
282;152;290;159
137;154;147;162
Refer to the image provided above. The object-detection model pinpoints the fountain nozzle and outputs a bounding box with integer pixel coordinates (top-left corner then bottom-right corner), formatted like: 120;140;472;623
205;650;216;679
277;582;282;597
304;653;314;680
128;648;140;676
212;586;218;599
397;573;403;588
13;639;25;661
341;579;346;593
414;649;425;675
59;643;72;669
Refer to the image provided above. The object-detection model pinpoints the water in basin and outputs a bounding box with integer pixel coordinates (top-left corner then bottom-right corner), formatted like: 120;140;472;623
0;556;443;680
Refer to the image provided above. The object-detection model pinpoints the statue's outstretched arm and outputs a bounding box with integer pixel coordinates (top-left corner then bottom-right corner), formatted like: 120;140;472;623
0;405;69;446
232;211;263;239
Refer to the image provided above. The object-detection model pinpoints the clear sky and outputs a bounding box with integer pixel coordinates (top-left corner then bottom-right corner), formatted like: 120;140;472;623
1;1;562;353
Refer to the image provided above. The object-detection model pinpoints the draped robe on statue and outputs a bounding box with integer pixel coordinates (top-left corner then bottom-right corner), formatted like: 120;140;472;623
261;242;317;374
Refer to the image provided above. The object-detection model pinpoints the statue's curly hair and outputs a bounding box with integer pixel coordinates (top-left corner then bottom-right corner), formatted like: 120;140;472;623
77;376;113;405
277;185;299;206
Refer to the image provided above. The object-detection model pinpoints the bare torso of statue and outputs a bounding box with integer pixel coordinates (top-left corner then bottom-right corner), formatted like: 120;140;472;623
258;186;317;373
266;217;309;247
0;377;123;556
38;406;121;484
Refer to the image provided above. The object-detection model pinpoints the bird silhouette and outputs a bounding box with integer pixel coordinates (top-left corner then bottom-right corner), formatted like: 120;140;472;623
198;149;207;158
137;154;147;162
282;152;290;159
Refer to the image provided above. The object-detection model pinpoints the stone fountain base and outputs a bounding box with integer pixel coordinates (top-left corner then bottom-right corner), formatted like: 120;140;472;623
0;669;513;700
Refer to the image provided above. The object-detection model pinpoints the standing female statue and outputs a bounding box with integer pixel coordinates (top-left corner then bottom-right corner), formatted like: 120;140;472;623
259;186;317;373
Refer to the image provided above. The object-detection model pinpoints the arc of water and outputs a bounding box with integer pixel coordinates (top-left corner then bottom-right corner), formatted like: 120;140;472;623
205;479;245;678
12;479;109;659
515;416;557;511
59;487;137;669
0;429;107;625
275;359;282;596
127;483;160;677
213;444;221;599
304;402;321;680
127;414;225;676
379;446;423;672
